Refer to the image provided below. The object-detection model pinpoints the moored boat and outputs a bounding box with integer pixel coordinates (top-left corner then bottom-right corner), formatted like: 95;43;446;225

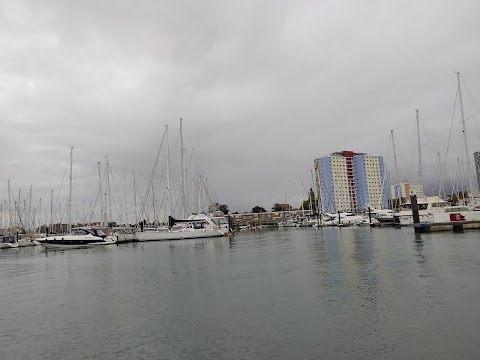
394;196;449;226
135;213;226;241
41;227;117;249
1;235;18;249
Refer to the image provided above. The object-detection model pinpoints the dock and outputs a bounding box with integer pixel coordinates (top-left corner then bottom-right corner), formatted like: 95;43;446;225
414;221;480;233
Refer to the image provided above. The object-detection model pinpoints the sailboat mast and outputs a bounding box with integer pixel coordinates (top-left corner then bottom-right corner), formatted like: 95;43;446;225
98;162;103;226
437;152;445;198
416;109;423;193
123;169;128;226
133;171;138;224
391;130;400;203
50;190;53;234
68;147;73;233
165;125;172;219
457;72;475;197
180;118;186;218
106;156;112;225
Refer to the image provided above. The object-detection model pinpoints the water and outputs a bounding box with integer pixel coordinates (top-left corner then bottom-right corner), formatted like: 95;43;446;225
1;227;480;359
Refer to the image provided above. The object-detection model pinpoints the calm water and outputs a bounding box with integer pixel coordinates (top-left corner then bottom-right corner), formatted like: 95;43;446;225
1;227;480;360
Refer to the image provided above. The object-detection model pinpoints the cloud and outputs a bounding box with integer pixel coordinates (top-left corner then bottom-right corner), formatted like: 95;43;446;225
1;0;480;223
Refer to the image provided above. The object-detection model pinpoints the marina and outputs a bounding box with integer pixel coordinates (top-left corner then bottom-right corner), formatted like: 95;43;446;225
1;227;479;359
1;1;480;359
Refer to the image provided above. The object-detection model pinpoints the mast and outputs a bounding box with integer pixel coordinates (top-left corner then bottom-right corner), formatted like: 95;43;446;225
50;190;53;234
391;130;400;204
106;156;112;225
437;152;445;198
416;109;423;193
180;118;186;218
191;148;195;212
165;125;172;220
457;72;475;198
133;171;138;224
123;169;128;226
458;157;466;202
68;146;73;233
152;180;157;225
98;162;103;226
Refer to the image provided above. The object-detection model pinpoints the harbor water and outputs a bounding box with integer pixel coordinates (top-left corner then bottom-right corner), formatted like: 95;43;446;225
1;227;480;359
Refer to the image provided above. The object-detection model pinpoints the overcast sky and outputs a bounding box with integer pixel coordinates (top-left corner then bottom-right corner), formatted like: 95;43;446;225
1;0;480;220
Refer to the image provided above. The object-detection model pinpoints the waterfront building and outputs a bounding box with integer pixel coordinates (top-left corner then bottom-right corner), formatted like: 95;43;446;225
314;150;388;213
390;181;424;200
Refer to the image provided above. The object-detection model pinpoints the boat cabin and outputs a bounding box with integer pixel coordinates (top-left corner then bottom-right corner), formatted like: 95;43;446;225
72;228;107;238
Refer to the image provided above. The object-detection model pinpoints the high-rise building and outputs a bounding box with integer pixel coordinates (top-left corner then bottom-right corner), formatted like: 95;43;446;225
390;181;424;200
314;151;388;213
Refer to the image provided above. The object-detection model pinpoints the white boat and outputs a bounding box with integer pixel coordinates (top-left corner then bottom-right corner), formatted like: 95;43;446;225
322;212;365;226
1;235;18;249
112;227;137;243
430;206;480;223
278;219;298;227
135;213;226;241
370;208;395;224
41;227;118;249
393;196;449;225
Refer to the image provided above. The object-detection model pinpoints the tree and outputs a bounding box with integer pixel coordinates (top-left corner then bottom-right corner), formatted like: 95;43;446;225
252;206;266;213
219;204;229;214
272;203;292;211
302;199;317;212
209;202;229;214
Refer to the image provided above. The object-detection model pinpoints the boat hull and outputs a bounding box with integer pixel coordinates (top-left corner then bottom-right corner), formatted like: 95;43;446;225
136;229;225;241
41;235;117;249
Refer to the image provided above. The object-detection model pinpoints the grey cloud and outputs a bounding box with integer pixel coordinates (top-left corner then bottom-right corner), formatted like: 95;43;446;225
1;0;480;217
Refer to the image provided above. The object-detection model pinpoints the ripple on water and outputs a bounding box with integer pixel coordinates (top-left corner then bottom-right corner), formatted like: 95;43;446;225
1;228;480;359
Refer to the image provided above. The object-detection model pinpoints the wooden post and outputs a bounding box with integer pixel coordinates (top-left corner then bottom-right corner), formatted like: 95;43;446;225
411;194;420;224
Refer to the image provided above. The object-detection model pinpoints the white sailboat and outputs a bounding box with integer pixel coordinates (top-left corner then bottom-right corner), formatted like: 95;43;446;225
136;119;229;241
40;148;117;249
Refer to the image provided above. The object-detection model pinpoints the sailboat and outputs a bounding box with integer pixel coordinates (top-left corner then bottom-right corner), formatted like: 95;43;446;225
394;73;480;226
40;148;117;249
136;119;228;241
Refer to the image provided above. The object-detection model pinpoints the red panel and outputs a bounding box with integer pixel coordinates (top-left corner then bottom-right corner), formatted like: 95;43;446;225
449;213;465;221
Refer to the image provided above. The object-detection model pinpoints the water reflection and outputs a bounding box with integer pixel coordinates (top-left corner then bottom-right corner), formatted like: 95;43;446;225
413;233;430;277
1;229;480;359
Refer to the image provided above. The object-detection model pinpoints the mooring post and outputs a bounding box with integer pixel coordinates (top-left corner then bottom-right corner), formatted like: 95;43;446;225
411;194;425;233
411;195;420;224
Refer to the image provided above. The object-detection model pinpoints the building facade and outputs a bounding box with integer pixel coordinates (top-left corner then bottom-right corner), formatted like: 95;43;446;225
390;181;424;200
315;150;388;213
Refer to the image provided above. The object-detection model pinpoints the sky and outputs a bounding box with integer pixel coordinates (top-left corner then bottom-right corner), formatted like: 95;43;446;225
1;0;480;223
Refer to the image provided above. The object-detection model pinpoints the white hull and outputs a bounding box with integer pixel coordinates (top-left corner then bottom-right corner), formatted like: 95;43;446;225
16;238;41;247
136;229;225;241
0;243;18;249
41;228;117;249
432;210;480;223
42;238;117;249
42;243;91;249
394;213;434;226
